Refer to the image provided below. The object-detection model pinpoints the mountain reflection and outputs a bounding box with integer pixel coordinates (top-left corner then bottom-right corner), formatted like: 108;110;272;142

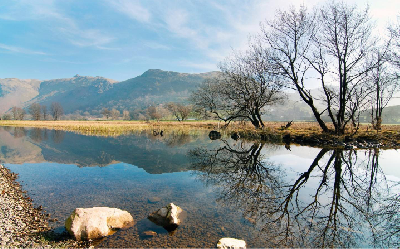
0;127;203;174
189;142;399;248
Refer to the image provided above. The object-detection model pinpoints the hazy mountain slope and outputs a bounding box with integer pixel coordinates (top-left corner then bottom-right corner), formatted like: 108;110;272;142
18;69;218;114
25;75;118;113
84;69;220;112
0;78;41;113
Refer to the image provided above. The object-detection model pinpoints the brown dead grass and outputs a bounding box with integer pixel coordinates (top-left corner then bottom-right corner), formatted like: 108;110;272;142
0;120;399;141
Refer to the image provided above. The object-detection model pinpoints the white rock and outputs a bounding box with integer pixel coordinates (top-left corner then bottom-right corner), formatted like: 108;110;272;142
65;207;134;241
148;203;183;232
217;238;247;249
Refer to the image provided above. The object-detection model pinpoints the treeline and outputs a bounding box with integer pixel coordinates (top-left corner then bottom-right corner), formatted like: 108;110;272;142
98;102;193;121
0;102;63;121
0;102;195;121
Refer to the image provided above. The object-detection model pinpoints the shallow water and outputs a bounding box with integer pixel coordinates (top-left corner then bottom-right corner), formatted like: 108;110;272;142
0;126;399;247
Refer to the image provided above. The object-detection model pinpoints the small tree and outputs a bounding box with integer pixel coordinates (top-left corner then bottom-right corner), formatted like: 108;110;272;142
178;104;192;121
101;108;111;120
130;108;148;121
29;103;42;121
111;108;120;120
191;51;285;128
2;113;12;120
147;106;163;121
122;110;130;120
11;107;25;120
17;108;26;120
167;102;192;121
367;52;398;130
41;105;47;120
50;102;64;120
11;106;18;120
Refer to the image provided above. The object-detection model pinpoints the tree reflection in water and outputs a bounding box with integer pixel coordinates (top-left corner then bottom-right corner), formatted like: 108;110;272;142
189;142;399;247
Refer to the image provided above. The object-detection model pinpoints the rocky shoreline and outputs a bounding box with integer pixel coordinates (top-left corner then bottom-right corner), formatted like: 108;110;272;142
0;164;88;248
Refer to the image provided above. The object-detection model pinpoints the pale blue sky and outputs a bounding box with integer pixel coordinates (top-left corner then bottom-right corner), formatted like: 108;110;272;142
0;0;398;81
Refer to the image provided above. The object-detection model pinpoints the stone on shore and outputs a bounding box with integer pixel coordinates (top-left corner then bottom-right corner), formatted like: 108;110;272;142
148;203;183;232
217;238;247;249
65;207;135;241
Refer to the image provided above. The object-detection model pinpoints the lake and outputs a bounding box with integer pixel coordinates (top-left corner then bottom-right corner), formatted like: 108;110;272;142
0;126;399;247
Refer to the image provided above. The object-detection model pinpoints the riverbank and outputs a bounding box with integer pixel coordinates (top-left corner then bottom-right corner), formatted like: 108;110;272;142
0;164;88;248
1;120;399;148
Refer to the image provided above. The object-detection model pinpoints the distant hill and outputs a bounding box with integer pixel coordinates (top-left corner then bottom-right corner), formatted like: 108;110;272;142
84;69;219;112
25;74;118;113
0;78;41;113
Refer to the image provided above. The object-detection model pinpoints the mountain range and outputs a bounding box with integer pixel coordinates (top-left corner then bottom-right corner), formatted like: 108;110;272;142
0;69;218;114
0;69;399;123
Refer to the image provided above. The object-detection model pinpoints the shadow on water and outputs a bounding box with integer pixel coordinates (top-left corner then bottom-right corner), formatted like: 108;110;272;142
189;141;400;248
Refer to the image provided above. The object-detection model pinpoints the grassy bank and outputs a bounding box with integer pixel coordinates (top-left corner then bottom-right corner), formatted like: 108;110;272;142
0;120;217;136
1;120;399;147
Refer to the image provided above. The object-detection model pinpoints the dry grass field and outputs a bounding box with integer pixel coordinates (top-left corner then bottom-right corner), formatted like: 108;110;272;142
0;120;399;145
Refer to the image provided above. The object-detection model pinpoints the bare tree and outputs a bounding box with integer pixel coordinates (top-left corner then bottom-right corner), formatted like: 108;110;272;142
41;105;47;120
101;108;111;120
17;108;26;120
147;106;163;121
2;113;12;120
167;102;192;121
389;16;400;72
110;108;120;120
367;52;398;130
129;108;148;121
122;110;130;120
29;103;41;121
257;3;381;134
191;50;285;128
257;6;330;131
50;102;64;120
311;2;376;134
11;106;18;120
11;106;26;120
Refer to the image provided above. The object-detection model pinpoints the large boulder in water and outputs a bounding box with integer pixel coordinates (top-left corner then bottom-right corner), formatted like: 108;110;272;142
217;238;247;249
65;207;135;241
148;203;183;232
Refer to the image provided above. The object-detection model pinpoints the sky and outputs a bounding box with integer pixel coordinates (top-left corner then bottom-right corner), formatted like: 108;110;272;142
0;0;398;81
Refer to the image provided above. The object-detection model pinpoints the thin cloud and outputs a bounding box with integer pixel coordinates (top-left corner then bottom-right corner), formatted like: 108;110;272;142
0;43;47;55
179;60;219;71
64;28;115;48
144;42;171;50
106;0;151;23
2;0;115;49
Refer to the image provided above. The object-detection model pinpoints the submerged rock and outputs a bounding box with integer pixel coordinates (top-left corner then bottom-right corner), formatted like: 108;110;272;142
141;230;157;238
148;203;183;232
209;131;221;140
217;238;246;249
148;196;161;203
65;207;135;241
231;132;240;140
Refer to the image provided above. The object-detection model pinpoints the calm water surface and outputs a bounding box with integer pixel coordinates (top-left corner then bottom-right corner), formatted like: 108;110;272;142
0;126;399;247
